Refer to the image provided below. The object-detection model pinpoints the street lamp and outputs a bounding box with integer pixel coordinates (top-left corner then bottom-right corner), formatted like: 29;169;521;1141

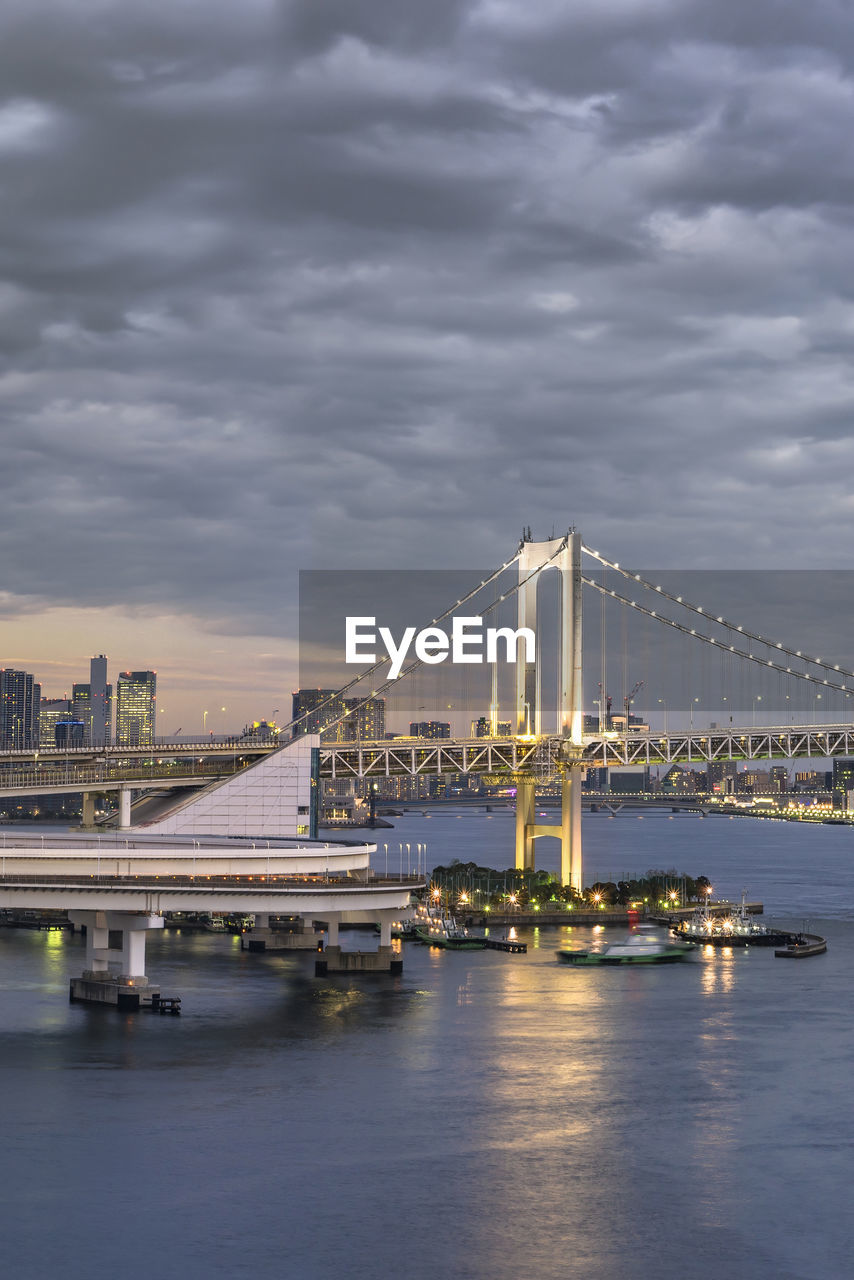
689;697;699;731
813;692;822;725
752;695;762;728
658;698;668;734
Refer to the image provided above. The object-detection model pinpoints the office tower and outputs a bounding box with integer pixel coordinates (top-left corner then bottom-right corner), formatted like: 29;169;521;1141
72;683;92;743
40;697;72;746
56;718;88;747
115;671;156;747
0;669;41;749
89;655;111;746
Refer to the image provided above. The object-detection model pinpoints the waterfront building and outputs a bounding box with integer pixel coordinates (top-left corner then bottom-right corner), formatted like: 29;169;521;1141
115;671;156;748
584;765;609;791
375;774;435;802
832;758;854;808
736;769;763;795
661;765;697;793
770;765;789;794
0;669;41;749
707;761;738;793
794;769;826;790
608;767;650;793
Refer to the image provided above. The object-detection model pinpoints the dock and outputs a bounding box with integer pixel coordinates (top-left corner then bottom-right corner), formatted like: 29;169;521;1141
148;994;182;1015
775;932;827;958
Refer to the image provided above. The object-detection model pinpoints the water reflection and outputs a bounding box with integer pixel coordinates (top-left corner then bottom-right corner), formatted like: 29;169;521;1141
2;812;853;1280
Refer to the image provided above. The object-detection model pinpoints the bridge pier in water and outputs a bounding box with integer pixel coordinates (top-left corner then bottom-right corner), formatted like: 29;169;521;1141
242;910;404;974
514;768;583;893
513;530;584;891
68;910;164;1009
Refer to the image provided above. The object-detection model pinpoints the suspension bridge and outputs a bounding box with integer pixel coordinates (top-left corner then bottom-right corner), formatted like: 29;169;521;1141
294;529;854;892
4;528;854;895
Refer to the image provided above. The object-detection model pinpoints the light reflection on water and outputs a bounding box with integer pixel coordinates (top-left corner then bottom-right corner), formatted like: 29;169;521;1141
0;814;852;1279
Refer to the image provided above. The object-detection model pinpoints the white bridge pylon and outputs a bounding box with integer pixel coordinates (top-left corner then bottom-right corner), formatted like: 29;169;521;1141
513;531;583;891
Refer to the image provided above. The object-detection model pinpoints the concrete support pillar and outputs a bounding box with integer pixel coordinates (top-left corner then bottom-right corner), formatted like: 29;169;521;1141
326;916;340;947
254;913;270;929
117;788;132;829
86;921;111;973
68;910;164;984
561;770;583;892
81;792;97;829
378;916;392;947
122;929;147;979
514;778;536;871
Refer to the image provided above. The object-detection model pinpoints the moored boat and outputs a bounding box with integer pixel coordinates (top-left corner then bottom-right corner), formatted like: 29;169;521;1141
415;916;487;950
672;890;789;947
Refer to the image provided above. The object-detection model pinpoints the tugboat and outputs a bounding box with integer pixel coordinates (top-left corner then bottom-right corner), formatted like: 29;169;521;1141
556;924;696;966
415;916;487;951
672;890;789;947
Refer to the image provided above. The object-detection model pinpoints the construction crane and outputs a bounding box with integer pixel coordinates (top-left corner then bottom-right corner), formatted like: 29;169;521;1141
596;683;613;731
624;680;644;729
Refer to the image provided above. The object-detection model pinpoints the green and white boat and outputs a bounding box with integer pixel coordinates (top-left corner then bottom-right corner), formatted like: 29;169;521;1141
557;924;696;966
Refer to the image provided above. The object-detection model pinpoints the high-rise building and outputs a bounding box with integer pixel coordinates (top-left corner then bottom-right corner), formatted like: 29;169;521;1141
472;716;513;737
0;669;41;749
342;697;385;741
72;683;92;742
70;657;112;745
409;721;451;739
56;719;88;747
291;689;348;742
89;655;111;746
39;697;72;746
115;671;156;747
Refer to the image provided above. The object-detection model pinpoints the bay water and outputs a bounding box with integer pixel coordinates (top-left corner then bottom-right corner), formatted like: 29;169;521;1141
1;811;852;1280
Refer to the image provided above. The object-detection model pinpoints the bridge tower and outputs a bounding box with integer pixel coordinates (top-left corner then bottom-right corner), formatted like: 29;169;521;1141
514;530;583;890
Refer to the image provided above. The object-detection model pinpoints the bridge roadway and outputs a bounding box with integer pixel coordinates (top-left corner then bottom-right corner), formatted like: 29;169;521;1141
0;831;420;915
3;722;852;803
320;723;854;779
0;760;233;798
0;738;275;766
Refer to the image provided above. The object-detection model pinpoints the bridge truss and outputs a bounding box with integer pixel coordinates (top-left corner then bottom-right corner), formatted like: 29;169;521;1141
319;725;854;780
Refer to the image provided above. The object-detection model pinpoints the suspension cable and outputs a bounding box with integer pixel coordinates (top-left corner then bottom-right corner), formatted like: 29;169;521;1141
286;538;570;740
582;544;854;684
581;574;852;696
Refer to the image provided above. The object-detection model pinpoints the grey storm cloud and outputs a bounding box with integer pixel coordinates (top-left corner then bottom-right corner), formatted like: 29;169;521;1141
3;0;854;640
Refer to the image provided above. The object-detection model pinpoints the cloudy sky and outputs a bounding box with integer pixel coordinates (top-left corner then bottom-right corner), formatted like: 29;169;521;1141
3;0;854;730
